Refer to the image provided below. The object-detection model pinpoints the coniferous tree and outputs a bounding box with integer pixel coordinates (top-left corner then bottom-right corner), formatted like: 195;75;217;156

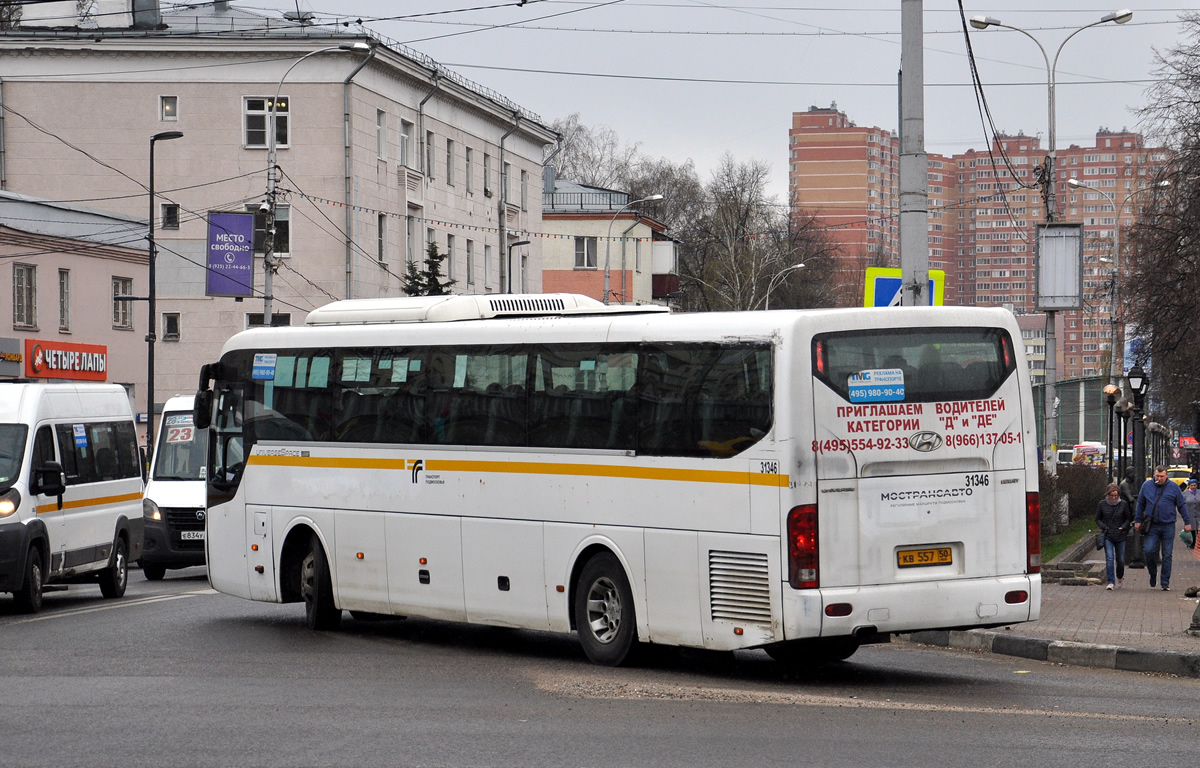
402;241;457;296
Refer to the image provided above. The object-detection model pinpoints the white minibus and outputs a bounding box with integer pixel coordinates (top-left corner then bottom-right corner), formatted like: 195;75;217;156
141;394;208;580
195;294;1040;665
0;383;144;611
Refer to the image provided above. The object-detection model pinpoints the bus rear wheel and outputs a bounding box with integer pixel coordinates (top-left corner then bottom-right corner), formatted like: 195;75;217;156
98;538;127;599
574;553;639;666
765;637;860;665
301;535;341;631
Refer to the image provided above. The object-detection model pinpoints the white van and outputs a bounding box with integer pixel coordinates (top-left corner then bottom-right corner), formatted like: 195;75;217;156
141;395;207;580
0;383;144;612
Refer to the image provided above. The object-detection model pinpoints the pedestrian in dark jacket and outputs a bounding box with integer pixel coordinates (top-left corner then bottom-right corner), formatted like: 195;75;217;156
1096;482;1133;589
1135;465;1195;591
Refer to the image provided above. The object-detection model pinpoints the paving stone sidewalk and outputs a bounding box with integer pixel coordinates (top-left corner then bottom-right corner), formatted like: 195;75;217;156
906;538;1200;676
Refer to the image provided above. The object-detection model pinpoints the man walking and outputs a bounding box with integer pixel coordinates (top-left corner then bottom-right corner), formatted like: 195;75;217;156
1135;465;1195;591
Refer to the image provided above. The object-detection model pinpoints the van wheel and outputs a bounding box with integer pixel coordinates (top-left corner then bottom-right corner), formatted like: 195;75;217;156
142;563;166;581
98;538;128;599
301;535;341;631
13;547;43;613
574;553;639;666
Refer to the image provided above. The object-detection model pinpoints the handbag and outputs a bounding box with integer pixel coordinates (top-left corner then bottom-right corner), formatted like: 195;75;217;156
1095;532;1105;550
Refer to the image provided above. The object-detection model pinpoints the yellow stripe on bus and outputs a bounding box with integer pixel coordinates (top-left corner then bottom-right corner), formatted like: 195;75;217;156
36;491;143;515
247;454;788;487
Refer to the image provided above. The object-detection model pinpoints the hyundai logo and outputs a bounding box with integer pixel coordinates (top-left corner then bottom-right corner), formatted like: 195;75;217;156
908;431;943;452
195;510;206;522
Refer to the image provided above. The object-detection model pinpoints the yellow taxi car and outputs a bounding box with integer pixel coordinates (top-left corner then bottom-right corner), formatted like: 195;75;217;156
1167;466;1194;488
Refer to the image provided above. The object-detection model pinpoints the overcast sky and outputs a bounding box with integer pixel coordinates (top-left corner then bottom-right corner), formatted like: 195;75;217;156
250;1;1193;201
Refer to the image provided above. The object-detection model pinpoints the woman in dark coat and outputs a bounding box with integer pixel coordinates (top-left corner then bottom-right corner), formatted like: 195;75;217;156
1096;482;1134;589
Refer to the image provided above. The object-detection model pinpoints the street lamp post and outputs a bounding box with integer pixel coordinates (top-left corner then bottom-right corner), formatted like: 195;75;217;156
1104;383;1120;483
1066;178;1170;386
1128;364;1149;479
603;194;662;305
1115;398;1131;481
146;129;184;457
506;240;530;293
970;9;1132;469
763;263;805;310
263;42;371;326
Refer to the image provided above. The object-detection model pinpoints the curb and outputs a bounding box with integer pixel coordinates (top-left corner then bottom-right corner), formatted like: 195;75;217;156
906;629;1200;678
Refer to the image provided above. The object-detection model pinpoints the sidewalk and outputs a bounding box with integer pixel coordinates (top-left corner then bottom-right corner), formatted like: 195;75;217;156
906;537;1200;677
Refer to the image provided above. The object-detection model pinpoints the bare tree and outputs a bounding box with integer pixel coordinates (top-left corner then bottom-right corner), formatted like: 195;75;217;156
677;155;837;312
0;1;21;29
546;113;640;190
1123;12;1200;425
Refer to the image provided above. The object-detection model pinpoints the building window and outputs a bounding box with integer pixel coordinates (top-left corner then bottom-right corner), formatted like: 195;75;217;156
244;96;288;148
575;237;598;269
520;169;528;210
13;264;36;328
376;110;387;160
246;313;291;329
406;212;417;266
425;131;435;179
247;204;290;257
112;276;134;330
163;312;180;342
160;95;178;121
58;269;70;332
485;244;493;286
465;148;474;194
446;234;455;279
503;162;511;200
466;239;475;284
400;121;413;168
161;203;180;230
445;139;455;186
377;213;387;263
483;153;492;196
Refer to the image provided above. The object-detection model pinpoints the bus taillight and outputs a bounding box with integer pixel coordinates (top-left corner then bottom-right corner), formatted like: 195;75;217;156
787;504;819;589
814;341;826;375
1026;492;1041;574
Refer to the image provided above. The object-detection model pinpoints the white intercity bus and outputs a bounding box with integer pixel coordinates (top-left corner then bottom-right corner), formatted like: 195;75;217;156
195;294;1041;666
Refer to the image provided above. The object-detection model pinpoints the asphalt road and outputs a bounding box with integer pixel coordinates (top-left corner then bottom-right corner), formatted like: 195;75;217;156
1;567;1196;767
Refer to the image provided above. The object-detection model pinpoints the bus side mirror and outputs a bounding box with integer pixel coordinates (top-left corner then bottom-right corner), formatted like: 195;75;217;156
33;461;66;506
194;390;213;430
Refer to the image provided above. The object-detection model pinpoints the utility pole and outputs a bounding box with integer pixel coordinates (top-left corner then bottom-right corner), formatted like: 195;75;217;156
898;0;929;306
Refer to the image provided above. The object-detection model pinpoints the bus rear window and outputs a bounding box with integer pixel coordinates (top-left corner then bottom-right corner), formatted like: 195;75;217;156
812;327;1015;404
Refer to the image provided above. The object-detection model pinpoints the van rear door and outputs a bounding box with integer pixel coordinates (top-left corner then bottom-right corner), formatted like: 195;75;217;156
810;326;1029;588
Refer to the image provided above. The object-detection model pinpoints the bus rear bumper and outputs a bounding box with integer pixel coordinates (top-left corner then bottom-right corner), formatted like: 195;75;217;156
781;574;1041;641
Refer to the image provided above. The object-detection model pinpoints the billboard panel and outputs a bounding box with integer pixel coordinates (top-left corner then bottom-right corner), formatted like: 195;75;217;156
206;211;255;298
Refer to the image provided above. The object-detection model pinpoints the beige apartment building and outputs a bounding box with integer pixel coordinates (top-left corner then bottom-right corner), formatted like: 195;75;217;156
790;106;1166;383
0;1;556;417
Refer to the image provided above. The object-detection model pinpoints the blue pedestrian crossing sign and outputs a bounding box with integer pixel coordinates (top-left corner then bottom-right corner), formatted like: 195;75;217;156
863;267;945;307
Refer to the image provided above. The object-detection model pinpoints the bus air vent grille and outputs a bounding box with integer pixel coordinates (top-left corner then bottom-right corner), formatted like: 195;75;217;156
708;550;772;625
487;297;567;315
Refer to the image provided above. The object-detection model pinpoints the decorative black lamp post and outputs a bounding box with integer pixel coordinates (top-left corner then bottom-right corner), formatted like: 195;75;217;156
1103;384;1120;483
1126;364;1149;568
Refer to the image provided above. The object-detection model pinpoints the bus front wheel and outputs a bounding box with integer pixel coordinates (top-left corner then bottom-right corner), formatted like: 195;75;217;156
13;546;42;613
301;535;342;631
574;553;639;666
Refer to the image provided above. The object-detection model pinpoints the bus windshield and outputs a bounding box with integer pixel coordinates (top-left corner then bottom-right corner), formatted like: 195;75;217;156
0;423;27;489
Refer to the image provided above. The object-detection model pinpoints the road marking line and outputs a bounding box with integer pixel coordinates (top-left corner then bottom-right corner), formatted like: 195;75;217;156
9;591;212;624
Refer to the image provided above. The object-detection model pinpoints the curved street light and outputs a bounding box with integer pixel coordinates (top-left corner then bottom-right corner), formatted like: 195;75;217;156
146;129;184;456
263;41;373;324
1067;177;1170;386
764;263;805;310
603;194;662;305
969;10;1131;468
